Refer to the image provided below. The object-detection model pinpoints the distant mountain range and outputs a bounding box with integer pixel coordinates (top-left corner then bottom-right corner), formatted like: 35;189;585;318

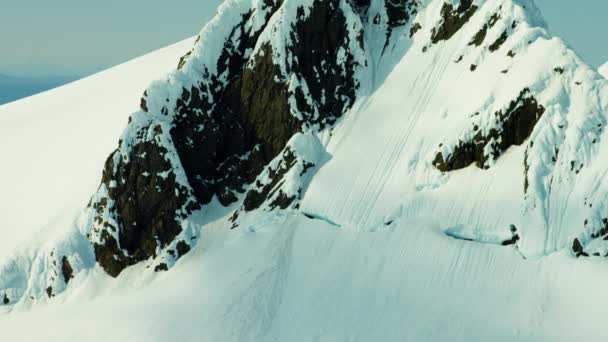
0;74;80;105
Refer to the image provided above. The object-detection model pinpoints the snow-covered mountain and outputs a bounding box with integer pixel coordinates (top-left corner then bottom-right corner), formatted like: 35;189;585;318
2;0;608;340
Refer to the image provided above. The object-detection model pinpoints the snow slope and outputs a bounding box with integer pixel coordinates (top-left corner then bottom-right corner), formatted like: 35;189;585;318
3;213;608;341
0;38;195;261
303;0;608;258
3;0;608;340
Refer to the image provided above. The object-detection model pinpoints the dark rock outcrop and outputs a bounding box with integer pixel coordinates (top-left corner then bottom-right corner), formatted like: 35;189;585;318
410;22;422;37
431;0;478;44
61;256;74;284
488;30;509;52
501;225;520;246
573;238;589;258
469;12;500;46
154;263;169;272
175;240;191;258
434;88;545;171
573;218;608;258
469;24;488;46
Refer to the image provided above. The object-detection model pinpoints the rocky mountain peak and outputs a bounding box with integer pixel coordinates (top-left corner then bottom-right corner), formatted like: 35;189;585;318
85;0;423;278
2;0;608;308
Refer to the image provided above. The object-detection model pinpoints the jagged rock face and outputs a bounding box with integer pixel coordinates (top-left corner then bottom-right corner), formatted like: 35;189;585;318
283;1;360;127
86;0;419;277
91;130;199;277
89;2;281;277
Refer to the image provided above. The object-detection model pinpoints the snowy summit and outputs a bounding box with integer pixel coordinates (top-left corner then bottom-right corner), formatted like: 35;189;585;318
2;0;608;341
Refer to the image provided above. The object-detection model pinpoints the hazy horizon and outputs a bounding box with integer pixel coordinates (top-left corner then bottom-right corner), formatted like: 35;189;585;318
1;0;222;78
0;73;82;104
1;0;607;79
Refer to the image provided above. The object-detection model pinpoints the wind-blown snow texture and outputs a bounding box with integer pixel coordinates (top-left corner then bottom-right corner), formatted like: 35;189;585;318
3;0;608;340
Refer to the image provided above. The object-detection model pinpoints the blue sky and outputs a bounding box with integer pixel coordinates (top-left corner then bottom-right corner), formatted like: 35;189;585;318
1;0;607;78
534;0;608;67
0;0;221;77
